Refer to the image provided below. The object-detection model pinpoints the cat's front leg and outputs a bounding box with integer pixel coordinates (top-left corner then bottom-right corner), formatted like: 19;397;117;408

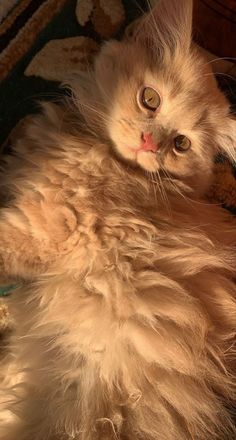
0;197;78;281
0;213;53;281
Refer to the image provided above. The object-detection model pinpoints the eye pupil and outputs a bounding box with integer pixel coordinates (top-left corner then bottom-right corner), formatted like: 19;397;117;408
174;135;191;152
140;86;161;111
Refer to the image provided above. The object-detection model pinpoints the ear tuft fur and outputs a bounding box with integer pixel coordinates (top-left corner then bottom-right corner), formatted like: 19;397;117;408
135;0;193;59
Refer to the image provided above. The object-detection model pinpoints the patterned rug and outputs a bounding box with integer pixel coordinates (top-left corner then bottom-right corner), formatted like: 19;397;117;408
0;0;236;328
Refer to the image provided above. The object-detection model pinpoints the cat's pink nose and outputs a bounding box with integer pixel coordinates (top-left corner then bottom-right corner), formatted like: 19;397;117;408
140;132;158;153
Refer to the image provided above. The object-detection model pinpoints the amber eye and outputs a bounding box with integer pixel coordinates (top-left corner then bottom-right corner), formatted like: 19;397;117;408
174;135;191;153
139;86;161;112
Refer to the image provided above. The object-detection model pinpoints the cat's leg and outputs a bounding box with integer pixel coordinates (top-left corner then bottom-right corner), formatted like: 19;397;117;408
0;210;54;281
0;194;77;281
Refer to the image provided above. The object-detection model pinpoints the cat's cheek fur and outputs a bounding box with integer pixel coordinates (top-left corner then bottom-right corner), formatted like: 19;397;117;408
113;141;137;162
217;117;236;163
137;151;159;172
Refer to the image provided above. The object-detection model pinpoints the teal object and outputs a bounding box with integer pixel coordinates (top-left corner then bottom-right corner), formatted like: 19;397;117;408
0;284;20;297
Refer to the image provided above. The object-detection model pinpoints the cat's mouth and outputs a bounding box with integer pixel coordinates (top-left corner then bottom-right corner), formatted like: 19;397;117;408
113;133;160;172
128;132;160;172
130;146;157;155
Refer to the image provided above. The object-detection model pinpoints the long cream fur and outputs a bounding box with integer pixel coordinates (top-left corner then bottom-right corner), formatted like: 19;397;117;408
1;0;236;439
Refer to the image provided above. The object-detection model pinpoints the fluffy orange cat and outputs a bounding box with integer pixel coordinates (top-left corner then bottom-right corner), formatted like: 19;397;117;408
0;0;236;439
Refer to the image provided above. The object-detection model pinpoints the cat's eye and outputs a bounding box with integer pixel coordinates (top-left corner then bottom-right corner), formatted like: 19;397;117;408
139;86;161;112
174;135;191;153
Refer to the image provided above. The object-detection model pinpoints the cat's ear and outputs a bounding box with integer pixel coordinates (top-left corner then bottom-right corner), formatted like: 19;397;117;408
134;0;193;58
217;117;236;163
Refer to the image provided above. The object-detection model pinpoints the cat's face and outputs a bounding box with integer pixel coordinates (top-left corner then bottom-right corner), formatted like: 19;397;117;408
96;42;224;183
75;0;236;193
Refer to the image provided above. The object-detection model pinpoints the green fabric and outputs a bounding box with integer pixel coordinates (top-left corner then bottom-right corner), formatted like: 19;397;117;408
0;284;20;297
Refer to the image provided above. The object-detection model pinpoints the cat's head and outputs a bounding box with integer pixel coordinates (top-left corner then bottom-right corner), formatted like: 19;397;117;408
73;0;236;193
